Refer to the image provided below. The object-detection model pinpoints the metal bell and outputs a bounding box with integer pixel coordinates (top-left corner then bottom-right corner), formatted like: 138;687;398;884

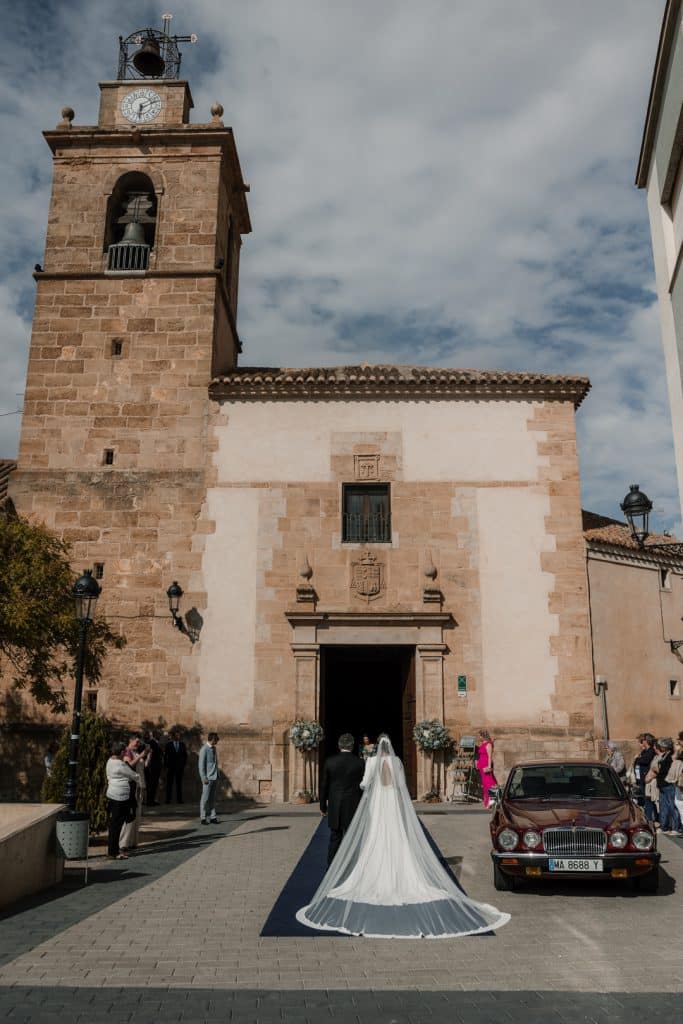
132;38;165;77
121;221;146;245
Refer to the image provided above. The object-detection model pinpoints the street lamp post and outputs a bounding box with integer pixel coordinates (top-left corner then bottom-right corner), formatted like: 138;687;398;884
64;569;101;813
619;484;683;555
619;485;683;652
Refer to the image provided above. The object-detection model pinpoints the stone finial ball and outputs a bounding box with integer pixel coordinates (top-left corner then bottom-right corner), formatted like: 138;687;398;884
210;103;224;118
61;106;75;122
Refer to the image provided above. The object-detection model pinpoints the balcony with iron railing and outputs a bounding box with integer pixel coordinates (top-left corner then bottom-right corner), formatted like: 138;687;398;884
342;512;391;544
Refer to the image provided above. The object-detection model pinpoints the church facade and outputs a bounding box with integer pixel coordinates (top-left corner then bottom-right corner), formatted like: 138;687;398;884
4;43;600;801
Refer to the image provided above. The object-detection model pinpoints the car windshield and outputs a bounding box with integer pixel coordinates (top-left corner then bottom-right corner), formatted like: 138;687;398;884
506;765;623;801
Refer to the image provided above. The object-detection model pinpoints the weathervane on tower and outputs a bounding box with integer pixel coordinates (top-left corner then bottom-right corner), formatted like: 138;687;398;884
117;13;198;81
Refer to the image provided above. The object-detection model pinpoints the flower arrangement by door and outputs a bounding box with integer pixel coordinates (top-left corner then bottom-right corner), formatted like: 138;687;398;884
413;719;452;801
289;719;324;802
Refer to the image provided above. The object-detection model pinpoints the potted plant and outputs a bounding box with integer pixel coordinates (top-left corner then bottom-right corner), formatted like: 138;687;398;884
413;719;453;799
289;719;324;802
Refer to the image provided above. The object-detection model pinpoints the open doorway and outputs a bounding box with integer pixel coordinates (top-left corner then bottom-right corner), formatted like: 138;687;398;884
320;645;417;798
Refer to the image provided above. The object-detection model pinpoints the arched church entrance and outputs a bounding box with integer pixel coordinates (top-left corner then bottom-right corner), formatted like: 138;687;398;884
320;645;417;797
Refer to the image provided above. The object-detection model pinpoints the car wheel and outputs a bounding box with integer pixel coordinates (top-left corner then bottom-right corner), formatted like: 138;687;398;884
633;868;659;893
493;860;515;892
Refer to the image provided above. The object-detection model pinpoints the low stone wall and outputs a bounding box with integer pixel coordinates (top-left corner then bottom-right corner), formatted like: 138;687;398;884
0;803;65;909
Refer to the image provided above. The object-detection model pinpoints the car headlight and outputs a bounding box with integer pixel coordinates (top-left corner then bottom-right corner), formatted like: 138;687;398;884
632;829;654;851
609;830;628;849
522;830;541;849
497;828;519;850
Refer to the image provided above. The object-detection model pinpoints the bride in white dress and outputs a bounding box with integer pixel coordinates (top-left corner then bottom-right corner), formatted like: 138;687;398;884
296;735;510;938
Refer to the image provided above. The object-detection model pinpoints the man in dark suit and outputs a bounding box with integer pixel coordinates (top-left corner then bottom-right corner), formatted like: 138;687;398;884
143;730;162;806
320;732;365;865
164;729;188;803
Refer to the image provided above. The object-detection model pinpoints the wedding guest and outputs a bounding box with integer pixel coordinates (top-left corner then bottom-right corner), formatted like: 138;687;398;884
359;734;377;761
199;732;220;825
651;737;682;835
165;729;188;803
44;740;58;778
475;729;498;809
106;741;138;860
604;741;626;779
143;730;162;806
673;736;683;831
633;733;656;808
644;743;662;827
120;738;149;853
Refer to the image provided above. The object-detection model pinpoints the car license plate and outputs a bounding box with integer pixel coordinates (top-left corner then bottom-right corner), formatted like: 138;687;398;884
548;858;603;872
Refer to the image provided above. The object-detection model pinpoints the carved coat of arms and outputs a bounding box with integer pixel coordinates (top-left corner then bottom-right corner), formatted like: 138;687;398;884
351;551;384;602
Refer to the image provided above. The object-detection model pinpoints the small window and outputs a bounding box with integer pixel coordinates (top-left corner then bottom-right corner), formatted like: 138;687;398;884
86;691;98;712
342;484;391;543
94;563;104;580
670;679;680;699
104;449;114;465
660;568;672;590
111;339;123;357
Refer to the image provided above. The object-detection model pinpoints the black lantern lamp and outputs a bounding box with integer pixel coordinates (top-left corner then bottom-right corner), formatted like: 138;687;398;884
167;580;184;630
620;484;653;548
64;569;102;815
619;484;683;554
73;568;101;623
619;485;683;653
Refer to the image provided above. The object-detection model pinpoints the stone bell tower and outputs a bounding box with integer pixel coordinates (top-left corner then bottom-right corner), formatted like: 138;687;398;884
10;21;251;724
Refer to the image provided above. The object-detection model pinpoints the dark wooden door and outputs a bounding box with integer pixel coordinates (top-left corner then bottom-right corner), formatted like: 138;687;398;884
401;650;417;798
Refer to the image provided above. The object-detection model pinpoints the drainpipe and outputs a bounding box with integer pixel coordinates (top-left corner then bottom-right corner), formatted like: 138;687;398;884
594;675;609;740
585;545;609;740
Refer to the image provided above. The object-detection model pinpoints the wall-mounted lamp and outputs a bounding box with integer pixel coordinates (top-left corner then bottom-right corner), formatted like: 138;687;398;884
165;581;203;643
166;580;184;631
620;484;683;554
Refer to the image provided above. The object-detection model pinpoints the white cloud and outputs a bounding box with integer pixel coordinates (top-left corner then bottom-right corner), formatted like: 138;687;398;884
0;0;677;527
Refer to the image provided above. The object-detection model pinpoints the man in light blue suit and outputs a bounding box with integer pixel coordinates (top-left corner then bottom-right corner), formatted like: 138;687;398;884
198;732;220;824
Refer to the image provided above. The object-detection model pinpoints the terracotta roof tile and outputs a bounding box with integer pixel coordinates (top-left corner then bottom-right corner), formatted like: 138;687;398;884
584;513;682;559
210;364;591;407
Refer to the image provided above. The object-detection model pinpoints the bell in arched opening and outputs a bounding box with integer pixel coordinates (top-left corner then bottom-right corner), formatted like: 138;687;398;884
107;188;156;271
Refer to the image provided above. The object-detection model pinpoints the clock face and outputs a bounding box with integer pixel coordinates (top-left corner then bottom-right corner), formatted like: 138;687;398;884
120;87;163;124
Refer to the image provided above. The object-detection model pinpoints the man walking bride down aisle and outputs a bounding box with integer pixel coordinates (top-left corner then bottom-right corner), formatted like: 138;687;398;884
298;734;510;938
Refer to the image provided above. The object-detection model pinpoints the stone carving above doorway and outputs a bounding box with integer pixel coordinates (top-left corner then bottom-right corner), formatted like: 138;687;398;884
351;550;385;602
354;454;380;480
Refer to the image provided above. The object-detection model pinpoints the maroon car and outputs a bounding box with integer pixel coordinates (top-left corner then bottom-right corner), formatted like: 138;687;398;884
490;760;660;892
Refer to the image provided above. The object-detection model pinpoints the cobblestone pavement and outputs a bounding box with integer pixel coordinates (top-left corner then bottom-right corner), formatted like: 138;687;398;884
0;806;681;1022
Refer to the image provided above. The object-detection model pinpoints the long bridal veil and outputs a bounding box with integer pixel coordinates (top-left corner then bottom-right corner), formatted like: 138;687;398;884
296;735;510;938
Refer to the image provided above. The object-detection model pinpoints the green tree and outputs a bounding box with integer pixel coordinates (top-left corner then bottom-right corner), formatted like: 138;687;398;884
0;511;125;712
41;709;113;832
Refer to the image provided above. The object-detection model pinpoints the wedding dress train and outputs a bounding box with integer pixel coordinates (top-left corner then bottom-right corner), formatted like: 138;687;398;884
296;736;510;938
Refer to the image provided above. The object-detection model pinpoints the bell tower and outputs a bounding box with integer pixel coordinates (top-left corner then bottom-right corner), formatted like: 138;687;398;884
10;20;251;722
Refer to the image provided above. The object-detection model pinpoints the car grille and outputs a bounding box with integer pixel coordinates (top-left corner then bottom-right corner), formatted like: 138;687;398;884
542;827;606;857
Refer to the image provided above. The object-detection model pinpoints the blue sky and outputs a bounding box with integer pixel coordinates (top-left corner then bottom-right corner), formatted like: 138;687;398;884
0;0;678;529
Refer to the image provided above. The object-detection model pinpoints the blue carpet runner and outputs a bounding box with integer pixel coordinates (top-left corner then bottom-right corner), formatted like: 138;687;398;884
261;819;334;937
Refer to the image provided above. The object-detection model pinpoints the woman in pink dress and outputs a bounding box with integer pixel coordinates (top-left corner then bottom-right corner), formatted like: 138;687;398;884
476;729;498;808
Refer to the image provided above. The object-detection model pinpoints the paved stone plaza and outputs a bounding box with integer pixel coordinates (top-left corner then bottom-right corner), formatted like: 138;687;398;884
0;806;681;1022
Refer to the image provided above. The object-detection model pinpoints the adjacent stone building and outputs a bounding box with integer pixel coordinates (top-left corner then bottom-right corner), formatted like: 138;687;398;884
637;0;683;524
3;33;604;800
584;511;683;745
